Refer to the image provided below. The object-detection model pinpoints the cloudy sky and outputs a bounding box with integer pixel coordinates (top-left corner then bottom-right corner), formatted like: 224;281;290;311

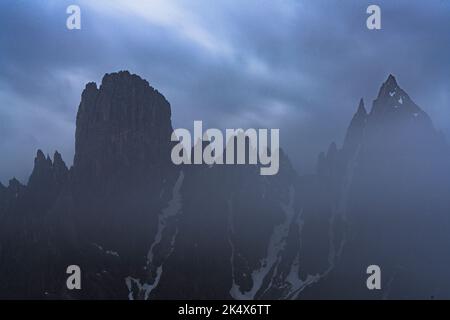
1;0;449;184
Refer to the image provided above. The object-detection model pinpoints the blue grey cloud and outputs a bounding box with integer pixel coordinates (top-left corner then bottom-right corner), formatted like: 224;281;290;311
1;0;449;183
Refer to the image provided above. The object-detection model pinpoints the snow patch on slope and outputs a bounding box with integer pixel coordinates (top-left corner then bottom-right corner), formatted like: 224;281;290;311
125;171;184;300
229;186;297;299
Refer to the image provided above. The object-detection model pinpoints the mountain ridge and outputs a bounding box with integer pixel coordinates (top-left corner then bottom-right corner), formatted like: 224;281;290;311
1;71;450;299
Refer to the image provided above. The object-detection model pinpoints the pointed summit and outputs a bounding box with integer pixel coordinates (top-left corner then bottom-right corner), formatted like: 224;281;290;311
29;150;53;188
36;149;46;163
53;151;66;168
343;98;368;153
54;150;62;162
386;74;397;86
371;74;427;119
32;150;53;174
356;98;367;116
52;151;69;182
376;74;399;99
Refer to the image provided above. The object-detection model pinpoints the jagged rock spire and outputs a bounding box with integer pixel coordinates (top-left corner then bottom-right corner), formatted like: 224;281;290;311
28;149;69;193
343;98;368;153
29;150;53;185
356;98;367;116
376;74;398;99
53;151;68;174
386;74;398;87
53;150;64;165
371;74;426;120
35;149;46;164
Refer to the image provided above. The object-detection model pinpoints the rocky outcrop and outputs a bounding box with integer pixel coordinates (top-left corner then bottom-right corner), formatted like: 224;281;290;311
343;98;367;154
26;150;69;213
73;71;174;192
66;72;179;258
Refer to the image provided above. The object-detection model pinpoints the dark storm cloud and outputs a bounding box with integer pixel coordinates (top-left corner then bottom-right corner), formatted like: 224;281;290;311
1;0;449;183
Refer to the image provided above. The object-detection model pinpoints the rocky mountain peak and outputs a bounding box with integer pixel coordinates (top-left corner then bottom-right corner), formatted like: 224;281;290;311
53;151;65;167
73;70;174;191
35;149;49;166
7;177;24;194
376;74;402;101
28;150;68;193
343;98;368;154
385;73;397;87
29;150;53;184
356;98;367;116
371;74;425;119
376;74;398;98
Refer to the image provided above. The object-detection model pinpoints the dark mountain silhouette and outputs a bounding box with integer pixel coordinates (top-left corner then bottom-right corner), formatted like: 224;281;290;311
1;71;449;299
300;74;450;299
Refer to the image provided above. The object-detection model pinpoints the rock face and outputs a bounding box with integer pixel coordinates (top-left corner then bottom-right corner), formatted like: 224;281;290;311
73;71;173;190
132;149;300;300
27;150;69;213
1;72;450;299
69;71;178;258
0;151;69;298
343;98;367;154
